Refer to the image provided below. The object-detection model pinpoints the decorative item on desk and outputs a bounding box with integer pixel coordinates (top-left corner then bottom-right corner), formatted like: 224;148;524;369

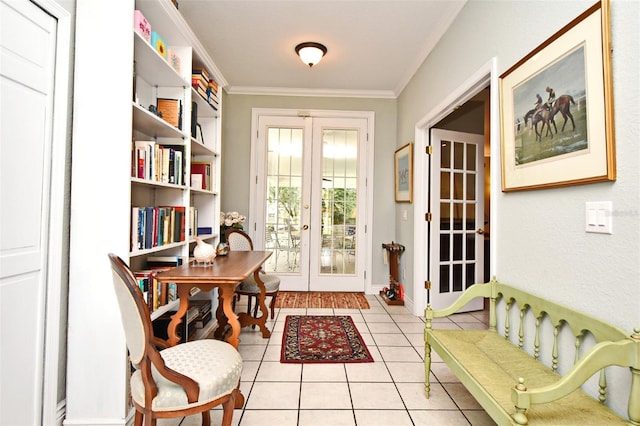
134;10;151;43
219;211;246;243
193;237;215;266
150;31;168;60
216;241;230;256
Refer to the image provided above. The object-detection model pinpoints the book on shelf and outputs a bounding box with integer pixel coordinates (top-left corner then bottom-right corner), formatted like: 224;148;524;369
190;161;212;190
134;10;151;43
190;174;203;190
197;227;212;236
144;206;154;249
133;140;155;180
192;76;208;91
146;255;184;267
151;31;168;60
174;150;183;185
167;283;177;302
190;101;198;138
194;311;212;329
192;66;209;81
189;206;198;237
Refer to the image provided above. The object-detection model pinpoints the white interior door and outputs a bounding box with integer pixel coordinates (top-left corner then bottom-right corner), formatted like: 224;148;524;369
428;129;485;310
0;1;56;423
252;113;369;292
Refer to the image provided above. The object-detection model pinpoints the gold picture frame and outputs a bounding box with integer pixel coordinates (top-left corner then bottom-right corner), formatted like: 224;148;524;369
394;142;413;203
499;0;615;192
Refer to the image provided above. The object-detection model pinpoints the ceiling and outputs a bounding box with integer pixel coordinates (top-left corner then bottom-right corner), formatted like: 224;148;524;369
177;1;467;98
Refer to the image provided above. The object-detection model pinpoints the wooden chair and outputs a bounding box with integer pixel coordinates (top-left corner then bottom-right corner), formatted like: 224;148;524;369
225;229;281;320
108;254;242;426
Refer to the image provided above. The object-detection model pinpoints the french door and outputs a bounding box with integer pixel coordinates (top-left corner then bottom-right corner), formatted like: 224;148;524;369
428;129;485;310
251;112;370;292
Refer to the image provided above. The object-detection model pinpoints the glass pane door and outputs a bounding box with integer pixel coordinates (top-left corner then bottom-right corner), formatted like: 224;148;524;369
318;128;358;276
265;127;303;273
429;129;485;310
254;114;368;292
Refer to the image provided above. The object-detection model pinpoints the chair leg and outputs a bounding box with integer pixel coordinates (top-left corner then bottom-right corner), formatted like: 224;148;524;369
143;413;155;426
246;294;252;317
202;409;211;426
221;391;237;426
270;293;277;319
251;295;259;329
134;411;143;426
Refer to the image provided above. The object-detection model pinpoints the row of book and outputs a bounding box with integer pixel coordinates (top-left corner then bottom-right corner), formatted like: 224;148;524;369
134;256;184;312
133;140;184;185
131;206;186;251
192;66;219;110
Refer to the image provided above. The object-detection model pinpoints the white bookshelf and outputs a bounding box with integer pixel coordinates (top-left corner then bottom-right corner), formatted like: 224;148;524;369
67;1;225;423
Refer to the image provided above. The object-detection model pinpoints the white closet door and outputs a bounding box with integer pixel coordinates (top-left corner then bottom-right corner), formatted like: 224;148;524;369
0;1;57;424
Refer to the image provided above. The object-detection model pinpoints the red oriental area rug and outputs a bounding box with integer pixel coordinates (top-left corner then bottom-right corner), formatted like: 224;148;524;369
274;291;370;309
281;315;374;364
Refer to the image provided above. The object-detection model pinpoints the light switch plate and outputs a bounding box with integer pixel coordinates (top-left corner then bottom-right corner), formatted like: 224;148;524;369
585;201;612;234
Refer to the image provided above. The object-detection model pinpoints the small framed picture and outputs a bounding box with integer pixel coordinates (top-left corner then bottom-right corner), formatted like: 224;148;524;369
394;142;413;203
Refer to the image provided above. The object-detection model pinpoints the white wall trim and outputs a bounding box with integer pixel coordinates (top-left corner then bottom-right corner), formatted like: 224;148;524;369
411;57;499;316
228;86;396;99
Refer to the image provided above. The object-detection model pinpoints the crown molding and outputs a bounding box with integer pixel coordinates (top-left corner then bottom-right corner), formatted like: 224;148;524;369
224;85;397;99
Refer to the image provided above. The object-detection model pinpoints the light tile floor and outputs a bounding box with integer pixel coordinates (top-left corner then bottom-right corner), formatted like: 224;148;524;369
166;294;496;426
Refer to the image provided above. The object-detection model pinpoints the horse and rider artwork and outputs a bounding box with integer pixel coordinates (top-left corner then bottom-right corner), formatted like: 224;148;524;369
512;46;588;166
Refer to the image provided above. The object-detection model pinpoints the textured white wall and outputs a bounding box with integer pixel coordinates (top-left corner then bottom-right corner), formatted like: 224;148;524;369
398;0;639;417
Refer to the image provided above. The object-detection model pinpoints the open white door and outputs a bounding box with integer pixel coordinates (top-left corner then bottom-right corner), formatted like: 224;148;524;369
428;129;485;311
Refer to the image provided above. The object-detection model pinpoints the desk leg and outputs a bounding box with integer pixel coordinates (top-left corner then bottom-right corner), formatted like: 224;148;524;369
218;285;241;348
238;271;271;339
167;287;190;347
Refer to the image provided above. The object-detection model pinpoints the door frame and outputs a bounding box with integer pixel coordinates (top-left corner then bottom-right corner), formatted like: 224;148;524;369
412;58;500;316
249;108;375;293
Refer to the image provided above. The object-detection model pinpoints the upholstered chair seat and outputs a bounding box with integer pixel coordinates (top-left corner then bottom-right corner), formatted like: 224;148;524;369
130;339;242;411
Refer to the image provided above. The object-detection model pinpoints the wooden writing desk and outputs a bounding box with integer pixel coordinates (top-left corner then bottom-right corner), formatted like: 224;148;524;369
154;251;272;348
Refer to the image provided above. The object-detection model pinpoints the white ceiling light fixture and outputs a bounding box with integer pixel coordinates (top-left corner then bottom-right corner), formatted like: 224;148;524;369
295;42;327;67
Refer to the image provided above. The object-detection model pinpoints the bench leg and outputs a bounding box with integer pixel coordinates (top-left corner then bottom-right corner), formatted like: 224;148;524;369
630;366;640;426
424;333;432;398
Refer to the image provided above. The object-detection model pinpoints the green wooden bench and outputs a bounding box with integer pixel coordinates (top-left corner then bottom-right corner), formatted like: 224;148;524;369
424;279;640;425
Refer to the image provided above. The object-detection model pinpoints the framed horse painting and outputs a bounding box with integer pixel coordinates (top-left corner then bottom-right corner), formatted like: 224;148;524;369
499;0;615;191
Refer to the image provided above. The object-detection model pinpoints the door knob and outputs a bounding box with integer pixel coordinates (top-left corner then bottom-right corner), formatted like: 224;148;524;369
302;224;309;230
476;228;484;235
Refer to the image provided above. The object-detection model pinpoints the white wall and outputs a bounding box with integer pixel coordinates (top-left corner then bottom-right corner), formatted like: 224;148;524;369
221;94;398;288
397;0;639;417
